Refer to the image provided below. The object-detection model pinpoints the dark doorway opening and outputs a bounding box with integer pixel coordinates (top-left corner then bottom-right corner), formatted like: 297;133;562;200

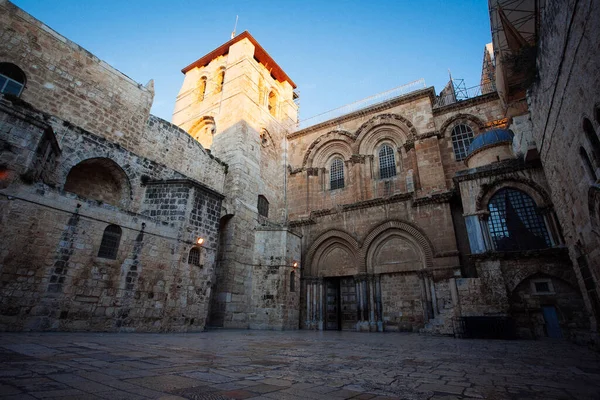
324;276;357;330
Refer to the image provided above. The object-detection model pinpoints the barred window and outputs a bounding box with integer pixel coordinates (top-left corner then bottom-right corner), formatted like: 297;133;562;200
258;195;269;218
487;188;551;251
290;271;296;292
378;144;396;179
451;124;475;161
97;224;122;259
0;63;26;97
188;247;201;266
330;158;345;190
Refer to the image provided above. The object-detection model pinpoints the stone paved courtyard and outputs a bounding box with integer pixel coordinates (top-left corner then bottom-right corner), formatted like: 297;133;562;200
0;330;599;400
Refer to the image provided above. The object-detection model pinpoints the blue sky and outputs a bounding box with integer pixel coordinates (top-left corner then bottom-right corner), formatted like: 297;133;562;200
12;0;492;123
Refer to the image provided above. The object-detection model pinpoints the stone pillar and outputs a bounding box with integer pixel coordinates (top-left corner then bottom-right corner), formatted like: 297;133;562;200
375;274;383;332
354;274;369;331
367;274;376;330
419;271;434;321
317;278;324;331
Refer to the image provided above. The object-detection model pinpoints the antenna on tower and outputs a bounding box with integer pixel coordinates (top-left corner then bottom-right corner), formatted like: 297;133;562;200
231;15;239;39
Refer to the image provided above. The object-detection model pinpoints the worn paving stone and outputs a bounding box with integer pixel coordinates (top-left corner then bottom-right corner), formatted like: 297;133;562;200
0;331;599;399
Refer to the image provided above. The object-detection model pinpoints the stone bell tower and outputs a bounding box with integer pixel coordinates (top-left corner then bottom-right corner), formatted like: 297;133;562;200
173;32;302;329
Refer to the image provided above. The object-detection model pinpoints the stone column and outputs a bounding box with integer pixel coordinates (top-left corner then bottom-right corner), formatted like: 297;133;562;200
375;274;383;332
418;271;434;321
317;278;324;331
367;274;376;330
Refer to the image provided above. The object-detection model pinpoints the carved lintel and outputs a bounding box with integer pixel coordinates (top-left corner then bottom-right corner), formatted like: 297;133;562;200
349;154;367;165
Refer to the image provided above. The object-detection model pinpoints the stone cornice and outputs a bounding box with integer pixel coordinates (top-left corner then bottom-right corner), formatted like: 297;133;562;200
453;158;542;183
144;178;225;199
468;246;569;261
412;190;454;206
288;87;436;139
432;92;499;115
288;190;454;225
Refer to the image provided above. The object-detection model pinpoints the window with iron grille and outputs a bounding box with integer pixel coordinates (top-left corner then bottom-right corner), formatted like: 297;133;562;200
378;144;396;179
258;195;269;217
330;158;345;190
451;124;475;161
487;188;551;251
188;247;201;266
97;224;122;259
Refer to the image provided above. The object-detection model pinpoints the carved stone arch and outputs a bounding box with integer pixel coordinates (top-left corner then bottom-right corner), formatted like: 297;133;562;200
357;124;409;155
63;157;133;208
355;113;417;147
439;113;486;137
305;230;361;277
189;116;216;138
476;177;553;211
302;130;354;168
505;268;579;295
359;220;434;271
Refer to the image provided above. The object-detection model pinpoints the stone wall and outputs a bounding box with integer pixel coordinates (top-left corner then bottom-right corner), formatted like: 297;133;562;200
0;96;225;332
0;0;153;152
528;0;600;335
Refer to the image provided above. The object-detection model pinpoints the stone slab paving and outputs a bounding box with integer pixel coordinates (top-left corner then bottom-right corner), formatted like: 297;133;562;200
0;330;599;400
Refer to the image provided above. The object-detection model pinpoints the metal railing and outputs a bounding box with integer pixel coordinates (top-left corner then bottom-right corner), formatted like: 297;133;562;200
433;81;496;109
299;79;426;129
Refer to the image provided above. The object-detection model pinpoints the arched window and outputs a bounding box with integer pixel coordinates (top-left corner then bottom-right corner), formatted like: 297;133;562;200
583;118;600;164
268;90;277;117
0;63;26;97
98;225;122;259
330;158;345;190
451;124;475;161
198;76;207;101
580;147;597;181
487;188;551;251
378;144;396;179
290;271;295;292
215;68;225;93
258;195;269;218
188;247;201;266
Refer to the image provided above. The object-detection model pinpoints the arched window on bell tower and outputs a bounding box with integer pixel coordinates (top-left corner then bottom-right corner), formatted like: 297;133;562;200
268;90;277;117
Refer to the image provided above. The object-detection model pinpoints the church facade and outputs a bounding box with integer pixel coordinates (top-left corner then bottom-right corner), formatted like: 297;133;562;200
0;0;598;346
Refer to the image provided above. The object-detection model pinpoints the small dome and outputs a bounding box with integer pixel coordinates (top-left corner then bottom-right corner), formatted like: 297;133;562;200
467;129;514;156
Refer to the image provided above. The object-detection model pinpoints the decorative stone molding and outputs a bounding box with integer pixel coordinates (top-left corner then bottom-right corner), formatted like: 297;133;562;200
412;191;454;207
475;176;553;211
302;130;354;168
453;158;541;182
288;218;316;227
355;113;417;144
432;91;499;115
305;229;361;276
438;113;486;137
417;130;443;140
359;220;435;269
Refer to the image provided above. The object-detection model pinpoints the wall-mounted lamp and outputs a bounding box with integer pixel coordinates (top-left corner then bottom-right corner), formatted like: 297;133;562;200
196;237;204;245
292;261;299;268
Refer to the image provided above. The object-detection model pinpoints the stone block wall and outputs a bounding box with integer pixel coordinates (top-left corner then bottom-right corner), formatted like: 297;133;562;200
528;0;600;334
0;96;225;332
0;0;153;153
